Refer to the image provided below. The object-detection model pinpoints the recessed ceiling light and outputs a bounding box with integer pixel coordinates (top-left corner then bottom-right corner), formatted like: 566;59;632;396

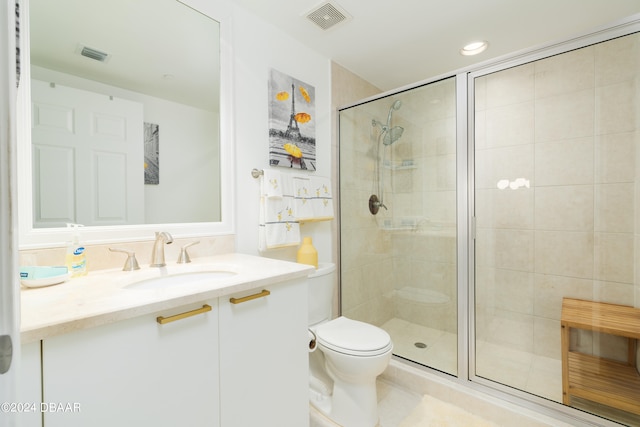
460;41;488;56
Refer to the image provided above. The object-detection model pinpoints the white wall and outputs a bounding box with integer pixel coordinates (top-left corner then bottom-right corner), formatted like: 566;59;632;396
188;0;334;262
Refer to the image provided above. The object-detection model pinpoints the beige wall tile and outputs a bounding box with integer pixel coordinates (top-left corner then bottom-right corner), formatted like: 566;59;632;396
535;89;595;142
534;46;594;99
480;309;534;353
533;274;594;320
475;144;534;190
594;232;634;283
534;231;594;279
485;63;535;108
475;228;496;268
493;268;534;315
340;264;364;313
534;185;594;231
491;188;534;229
596;80;637;135
535;137;594;186
595;132;636;183
494;229;534;271
485;102;534;148
533;317;560;359
592;331;629;362
595;183;634;232
593;280;635;306
595;33;640;87
474;109;487;150
19;235;235;272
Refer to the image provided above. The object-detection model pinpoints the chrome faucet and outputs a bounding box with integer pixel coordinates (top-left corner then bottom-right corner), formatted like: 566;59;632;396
150;231;173;267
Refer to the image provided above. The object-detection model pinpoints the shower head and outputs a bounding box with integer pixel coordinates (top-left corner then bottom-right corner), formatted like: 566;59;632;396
373;100;403;144
383;126;404;145
386;100;402;126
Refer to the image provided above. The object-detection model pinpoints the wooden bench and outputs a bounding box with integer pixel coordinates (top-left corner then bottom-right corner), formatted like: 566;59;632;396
561;298;640;415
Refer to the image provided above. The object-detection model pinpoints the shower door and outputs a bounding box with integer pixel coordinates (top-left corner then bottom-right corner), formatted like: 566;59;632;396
339;77;458;376
473;31;640;425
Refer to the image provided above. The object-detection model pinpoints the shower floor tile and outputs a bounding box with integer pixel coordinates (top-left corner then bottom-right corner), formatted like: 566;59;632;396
381;317;562;402
381;318;457;374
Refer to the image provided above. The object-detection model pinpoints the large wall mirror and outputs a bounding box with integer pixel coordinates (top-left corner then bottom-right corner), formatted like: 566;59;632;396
18;0;235;248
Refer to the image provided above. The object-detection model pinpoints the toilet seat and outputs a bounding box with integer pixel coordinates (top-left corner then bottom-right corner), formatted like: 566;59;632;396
316;316;393;357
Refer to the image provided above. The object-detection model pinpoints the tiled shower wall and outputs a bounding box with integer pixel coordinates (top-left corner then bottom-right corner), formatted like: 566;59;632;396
340;100;397;326
474;33;640;361
386;79;457;333
340;78;458;331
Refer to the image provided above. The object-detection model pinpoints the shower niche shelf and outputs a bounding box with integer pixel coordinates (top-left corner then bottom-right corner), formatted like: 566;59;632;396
383;160;417;171
561;298;640;415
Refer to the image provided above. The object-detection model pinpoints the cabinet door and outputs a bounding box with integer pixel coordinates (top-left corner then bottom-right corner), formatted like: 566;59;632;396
42;301;219;427
18;341;42;427
219;279;309;427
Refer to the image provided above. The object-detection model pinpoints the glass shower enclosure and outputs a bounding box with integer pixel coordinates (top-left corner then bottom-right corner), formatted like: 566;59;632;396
339;27;640;427
339;77;458;376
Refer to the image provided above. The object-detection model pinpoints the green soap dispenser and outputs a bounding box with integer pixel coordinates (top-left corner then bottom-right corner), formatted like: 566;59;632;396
65;223;87;277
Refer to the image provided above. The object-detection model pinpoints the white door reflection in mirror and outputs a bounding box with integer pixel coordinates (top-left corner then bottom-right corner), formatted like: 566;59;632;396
32;80;144;227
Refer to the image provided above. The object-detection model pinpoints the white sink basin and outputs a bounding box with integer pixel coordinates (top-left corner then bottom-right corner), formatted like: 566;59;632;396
126;270;236;290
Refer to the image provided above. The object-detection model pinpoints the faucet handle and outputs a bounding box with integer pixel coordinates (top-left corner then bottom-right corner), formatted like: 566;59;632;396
177;241;200;264
109;248;140;271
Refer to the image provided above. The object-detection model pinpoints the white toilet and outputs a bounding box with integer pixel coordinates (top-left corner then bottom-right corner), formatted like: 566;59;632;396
308;263;393;427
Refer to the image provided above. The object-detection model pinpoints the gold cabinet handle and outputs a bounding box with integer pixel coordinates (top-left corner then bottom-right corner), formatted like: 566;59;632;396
230;289;270;304
156;304;212;324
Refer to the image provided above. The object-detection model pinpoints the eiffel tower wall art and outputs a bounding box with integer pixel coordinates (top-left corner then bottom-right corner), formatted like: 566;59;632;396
268;68;316;171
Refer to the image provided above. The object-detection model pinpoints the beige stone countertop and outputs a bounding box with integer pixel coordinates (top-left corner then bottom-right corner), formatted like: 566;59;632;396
21;253;314;343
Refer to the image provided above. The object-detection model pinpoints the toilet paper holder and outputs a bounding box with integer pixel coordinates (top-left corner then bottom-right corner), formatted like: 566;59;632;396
308;329;317;352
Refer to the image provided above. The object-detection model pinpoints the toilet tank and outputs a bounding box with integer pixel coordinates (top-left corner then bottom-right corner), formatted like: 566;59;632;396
308;262;336;326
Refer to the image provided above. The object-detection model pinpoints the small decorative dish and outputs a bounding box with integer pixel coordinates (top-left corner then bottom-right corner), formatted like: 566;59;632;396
20;266;70;288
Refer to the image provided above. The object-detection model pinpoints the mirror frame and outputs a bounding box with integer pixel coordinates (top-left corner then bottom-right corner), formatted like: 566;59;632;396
17;0;235;249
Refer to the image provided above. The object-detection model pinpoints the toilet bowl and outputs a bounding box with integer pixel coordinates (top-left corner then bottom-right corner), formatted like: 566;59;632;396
308;263;393;427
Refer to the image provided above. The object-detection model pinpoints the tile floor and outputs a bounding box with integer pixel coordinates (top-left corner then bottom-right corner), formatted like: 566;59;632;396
309;375;569;427
310;379;422;427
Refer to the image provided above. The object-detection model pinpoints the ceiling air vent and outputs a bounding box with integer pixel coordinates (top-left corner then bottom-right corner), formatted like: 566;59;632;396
305;2;351;31
78;45;111;63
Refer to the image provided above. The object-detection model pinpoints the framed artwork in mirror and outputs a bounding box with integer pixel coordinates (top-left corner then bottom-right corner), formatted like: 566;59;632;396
144;122;159;185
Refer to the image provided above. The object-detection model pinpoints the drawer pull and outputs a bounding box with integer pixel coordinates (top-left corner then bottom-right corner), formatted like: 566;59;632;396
230;289;270;304
156;304;212;324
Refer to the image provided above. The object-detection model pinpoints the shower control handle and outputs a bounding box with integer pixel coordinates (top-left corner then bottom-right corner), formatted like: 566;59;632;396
368;194;387;215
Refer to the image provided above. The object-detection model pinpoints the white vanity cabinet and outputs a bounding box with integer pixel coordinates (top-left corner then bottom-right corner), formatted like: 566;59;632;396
218;278;309;427
18;341;43;427
41;300;220;427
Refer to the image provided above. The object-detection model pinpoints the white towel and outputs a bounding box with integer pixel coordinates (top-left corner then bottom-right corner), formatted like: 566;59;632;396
293;176;314;220
292;175;334;221
261;170;283;198
258;171;300;251
310;176;334;220
281;173;296;214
